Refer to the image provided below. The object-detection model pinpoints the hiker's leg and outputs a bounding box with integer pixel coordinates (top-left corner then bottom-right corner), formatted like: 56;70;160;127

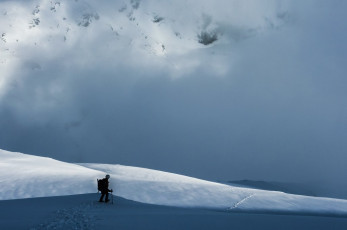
99;193;105;202
105;192;109;202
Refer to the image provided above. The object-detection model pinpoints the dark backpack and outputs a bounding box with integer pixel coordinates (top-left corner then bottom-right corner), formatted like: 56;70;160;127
97;178;107;192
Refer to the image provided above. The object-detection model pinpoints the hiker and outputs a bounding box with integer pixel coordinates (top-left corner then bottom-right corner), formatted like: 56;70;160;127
99;174;113;202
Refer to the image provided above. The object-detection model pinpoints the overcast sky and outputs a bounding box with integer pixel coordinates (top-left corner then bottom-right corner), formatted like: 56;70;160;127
1;0;347;197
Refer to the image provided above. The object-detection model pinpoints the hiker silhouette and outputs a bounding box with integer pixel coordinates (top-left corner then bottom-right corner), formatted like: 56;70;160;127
98;174;113;202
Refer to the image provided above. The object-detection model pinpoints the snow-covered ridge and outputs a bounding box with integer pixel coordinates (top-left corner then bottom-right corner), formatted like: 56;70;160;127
0;149;105;199
0;0;289;50
1;149;347;216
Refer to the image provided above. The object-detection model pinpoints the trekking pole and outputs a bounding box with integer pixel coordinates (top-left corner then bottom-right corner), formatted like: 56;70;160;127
111;190;114;204
97;179;99;202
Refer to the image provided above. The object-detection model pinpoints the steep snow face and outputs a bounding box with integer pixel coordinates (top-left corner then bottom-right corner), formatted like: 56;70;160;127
0;0;290;54
2;149;347;216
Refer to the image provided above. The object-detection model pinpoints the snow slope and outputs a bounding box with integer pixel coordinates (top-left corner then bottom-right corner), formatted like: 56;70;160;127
0;149;105;199
3;194;347;230
1;149;347;216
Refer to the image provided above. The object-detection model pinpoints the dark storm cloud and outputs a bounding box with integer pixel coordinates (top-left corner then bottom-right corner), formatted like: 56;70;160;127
1;0;347;198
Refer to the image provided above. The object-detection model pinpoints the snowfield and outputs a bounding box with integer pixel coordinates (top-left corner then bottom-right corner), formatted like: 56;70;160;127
1;148;347;217
0;149;104;199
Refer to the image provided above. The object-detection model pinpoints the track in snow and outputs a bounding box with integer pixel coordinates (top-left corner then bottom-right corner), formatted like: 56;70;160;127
229;193;255;210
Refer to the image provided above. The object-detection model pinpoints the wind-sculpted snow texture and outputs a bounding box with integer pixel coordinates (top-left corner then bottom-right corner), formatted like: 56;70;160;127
2;149;347;216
